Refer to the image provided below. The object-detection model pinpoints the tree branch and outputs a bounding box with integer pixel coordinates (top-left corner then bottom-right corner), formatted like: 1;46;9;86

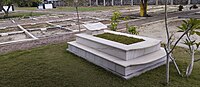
194;58;200;62
168;26;192;55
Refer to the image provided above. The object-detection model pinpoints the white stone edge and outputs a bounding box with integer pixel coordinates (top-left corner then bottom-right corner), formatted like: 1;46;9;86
76;30;161;51
67;41;166;67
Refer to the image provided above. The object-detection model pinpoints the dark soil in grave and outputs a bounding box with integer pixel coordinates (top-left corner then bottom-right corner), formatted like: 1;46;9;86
50;20;76;25
95;33;144;45
0;33;31;43
0;27;22;33
28;27;71;38
99;20;111;24
22;23;54;29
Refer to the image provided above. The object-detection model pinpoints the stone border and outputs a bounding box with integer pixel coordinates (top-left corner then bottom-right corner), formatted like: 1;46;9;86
0;31;81;54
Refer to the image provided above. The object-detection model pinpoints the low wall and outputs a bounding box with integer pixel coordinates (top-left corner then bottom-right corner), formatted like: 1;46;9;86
0;32;81;54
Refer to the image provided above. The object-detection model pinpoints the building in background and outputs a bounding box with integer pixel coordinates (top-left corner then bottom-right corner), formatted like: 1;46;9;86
42;0;200;7
43;0;66;7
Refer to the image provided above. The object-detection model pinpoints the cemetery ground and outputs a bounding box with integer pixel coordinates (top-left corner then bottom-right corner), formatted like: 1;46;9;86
0;43;200;87
15;6;131;12
0;5;200;86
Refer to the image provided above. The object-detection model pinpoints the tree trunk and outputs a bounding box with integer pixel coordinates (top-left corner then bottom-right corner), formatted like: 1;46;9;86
185;34;195;77
0;3;2;12
140;0;148;17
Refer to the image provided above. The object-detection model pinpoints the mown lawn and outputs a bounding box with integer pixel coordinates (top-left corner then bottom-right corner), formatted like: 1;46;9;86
0;43;200;87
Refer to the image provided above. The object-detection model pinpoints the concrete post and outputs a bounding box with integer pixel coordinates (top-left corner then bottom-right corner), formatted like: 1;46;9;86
131;0;133;6
188;0;191;5
104;0;106;6
156;0;158;5
89;0;91;6
171;0;173;5
96;0;98;6
112;0;114;6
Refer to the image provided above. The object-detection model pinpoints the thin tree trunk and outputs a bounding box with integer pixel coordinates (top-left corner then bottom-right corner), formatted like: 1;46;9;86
164;0;170;84
185;34;195;77
143;0;147;16
0;3;2;11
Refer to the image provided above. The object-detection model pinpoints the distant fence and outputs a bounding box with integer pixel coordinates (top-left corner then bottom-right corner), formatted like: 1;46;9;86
58;0;200;6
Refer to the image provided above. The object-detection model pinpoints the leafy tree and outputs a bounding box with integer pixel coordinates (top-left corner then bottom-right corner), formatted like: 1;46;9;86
17;0;42;7
177;18;200;77
0;0;42;18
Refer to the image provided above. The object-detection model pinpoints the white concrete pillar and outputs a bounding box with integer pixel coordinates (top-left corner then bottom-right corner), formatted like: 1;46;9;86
156;0;158;5
188;0;191;5
96;0;98;6
131;0;133;6
89;0;91;6
121;0;123;6
104;0;106;6
112;0;114;6
171;0;173;5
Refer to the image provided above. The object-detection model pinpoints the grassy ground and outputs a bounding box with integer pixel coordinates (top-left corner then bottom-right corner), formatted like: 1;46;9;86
0;12;46;19
95;33;144;45
0;43;200;87
16;6;130;12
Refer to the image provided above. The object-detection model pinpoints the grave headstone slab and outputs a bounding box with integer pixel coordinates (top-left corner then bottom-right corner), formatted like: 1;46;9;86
38;5;44;10
2;5;14;12
44;4;53;9
83;22;107;35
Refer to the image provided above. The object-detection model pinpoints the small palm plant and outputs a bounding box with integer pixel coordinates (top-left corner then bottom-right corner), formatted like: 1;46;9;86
110;11;121;31
126;24;139;35
177;18;200;77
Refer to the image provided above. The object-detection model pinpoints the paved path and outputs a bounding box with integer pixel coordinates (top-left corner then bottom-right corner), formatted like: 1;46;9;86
118;9;200;29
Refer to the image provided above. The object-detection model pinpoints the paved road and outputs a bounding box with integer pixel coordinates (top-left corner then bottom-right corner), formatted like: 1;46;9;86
118;9;200;29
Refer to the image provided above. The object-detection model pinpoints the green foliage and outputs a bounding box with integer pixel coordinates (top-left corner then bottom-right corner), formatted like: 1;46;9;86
110;11;121;31
1;0;13;5
0;43;200;86
0;0;42;7
126;24;139;35
95;33;144;45
16;0;42;7
111;11;121;23
110;22;118;31
178;18;200;50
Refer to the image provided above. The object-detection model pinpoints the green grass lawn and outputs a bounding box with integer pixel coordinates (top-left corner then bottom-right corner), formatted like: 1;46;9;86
16;6;130;12
95;33;144;45
0;12;46;19
0;43;200;87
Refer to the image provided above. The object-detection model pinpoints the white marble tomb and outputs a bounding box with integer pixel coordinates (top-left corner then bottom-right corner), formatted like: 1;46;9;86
67;23;166;79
